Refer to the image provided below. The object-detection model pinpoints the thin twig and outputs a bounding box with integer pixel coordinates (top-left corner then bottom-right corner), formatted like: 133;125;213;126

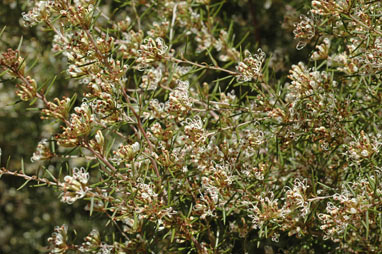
132;0;141;31
171;57;239;76
121;87;161;181
82;141;118;173
308;195;333;202
169;3;178;49
0;167;59;186
349;14;382;36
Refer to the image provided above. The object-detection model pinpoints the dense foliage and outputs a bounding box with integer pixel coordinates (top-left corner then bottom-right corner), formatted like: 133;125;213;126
1;0;382;253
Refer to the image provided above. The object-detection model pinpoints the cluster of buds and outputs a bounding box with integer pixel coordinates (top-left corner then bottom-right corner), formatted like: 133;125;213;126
195;184;219;219
150;122;163;138
22;0;53;26
0;49;37;101
85;75;116;97
147;21;170;38
146;99;166;120
318;178;377;246
135;181;159;204
113;142;140;164
24;0;97;29
328;52;360;75
136;38;169;70
165;80;193;118
41;97;71;121
311;0;350;17
344;131;382;164
47;224;69;254
208;163;235;187
15;75;37;101
88;95;122;124
241;163;266;181
215;30;240;62
59;31;99;77
95;36;114;57
31;139;53;162
119;30;144;58
235;49;266;82
279;179;310;237
60;167;90;204
196;165;236;220
89;130;104;155
56;103;93;147
242;128;266;148
285;62;332;103
112;16;131;32
0;49;24;73
248;192;281;230
78;229;102;253
195;26;216;53
311;37;331;60
247;179;311;240
293;15;315;50
359;37;382;74
140;66;163;90
182;116;207;145
64;3;96;28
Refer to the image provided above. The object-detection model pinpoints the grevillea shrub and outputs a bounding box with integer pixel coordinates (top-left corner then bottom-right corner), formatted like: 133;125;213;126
1;0;382;253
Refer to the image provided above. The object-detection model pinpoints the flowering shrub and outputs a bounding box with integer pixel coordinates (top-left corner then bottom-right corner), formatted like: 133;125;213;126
1;0;382;253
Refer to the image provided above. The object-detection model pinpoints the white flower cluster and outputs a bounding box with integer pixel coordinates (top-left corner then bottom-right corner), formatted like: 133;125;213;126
311;37;331;60
47;224;69;254
285;62;333;104
136;181;158;203
344;131;382;165
293;15;315;50
22;1;54;26
165;80;193;118
112;142;140;165
183;116;207;144
311;0;350;16
140;66;163;90
136;38;169;70
318;178;377;242
236;49;265;82
56;102;94;147
31;139;52;162
60;167;90;204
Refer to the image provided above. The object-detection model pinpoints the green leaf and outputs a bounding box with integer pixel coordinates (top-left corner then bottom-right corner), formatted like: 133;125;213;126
90;196;95;216
44;75;57;96
171;228;176;243
17;35;23;51
21;157;25;174
17;179;31;190
0;26;6;39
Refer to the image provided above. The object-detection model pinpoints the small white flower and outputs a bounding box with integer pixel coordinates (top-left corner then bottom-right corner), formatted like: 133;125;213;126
360;149;369;157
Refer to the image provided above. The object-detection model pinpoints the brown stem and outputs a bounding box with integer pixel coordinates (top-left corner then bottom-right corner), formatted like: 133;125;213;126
82;141;118;173
45;20;68;44
0;167;59;187
121;87;161;181
171;57;239;76
103;210;130;240
131;0;141;31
